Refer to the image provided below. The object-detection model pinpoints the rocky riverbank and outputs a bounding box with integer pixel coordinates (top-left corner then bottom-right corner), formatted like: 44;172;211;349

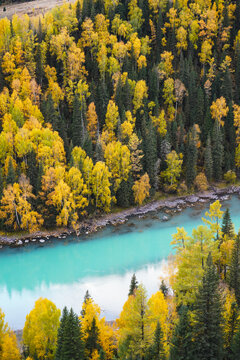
0;185;239;249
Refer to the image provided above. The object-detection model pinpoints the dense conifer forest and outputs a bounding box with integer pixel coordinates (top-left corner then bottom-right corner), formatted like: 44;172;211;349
0;0;240;233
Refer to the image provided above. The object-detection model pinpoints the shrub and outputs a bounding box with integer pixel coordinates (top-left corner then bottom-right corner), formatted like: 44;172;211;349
194;172;208;192
224;170;236;184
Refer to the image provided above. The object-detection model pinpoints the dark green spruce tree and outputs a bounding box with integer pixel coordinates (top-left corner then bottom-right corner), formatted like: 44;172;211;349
55;307;68;360
6;158;16;185
212;121;224;182
186;129;198;189
0;167;3;200
221;208;234;238
193;254;223;360
228;233;240;307
169;306;193;360
231;324;240;359
42;94;59;129
81;290;91;317
195;87;204;126
116;174;134;208
63;308;85;360
202;106;213;142
128;273;138;296
144;120;157;188
85;317;101;358
71;93;85;147
76;0;81;21
225;301;239;359
204;135;213;181
235;42;240;103
55;307;85;360
159;280;168;298
27;150;39;195
146;322;165;360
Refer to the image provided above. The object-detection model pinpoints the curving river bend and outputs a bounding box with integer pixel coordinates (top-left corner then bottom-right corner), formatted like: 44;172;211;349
1;195;240;329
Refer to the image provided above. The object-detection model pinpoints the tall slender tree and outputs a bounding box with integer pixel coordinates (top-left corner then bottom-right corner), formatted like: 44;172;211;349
55;307;85;360
128;274;138;296
146;322;165;360
228;234;240;306
85;317;101;358
212;121;224;181
221;209;234;238
204;135;213;181
169;306;193;360
193;254;223;360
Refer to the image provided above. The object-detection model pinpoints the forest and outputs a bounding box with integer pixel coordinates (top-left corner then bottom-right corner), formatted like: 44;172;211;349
0;0;240;233
1;201;240;360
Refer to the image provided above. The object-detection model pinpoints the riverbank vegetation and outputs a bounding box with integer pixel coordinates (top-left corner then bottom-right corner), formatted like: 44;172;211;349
0;0;240;233
1;201;240;359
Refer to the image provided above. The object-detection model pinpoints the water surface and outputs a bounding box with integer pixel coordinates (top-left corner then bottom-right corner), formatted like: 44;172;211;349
1;195;240;329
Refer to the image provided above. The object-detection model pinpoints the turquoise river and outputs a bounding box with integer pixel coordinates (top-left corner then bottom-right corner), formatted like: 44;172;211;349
1;195;240;329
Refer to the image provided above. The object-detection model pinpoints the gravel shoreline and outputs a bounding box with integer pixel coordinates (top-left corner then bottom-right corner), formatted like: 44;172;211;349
0;185;239;249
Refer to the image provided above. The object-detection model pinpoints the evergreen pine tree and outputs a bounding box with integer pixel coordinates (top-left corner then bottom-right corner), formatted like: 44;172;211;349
122;78;131;112
81;290;91;317
146;322;165;360
36;162;44;196
204;135;213;181
221;208;234;238
35;43;44;86
57;112;68;154
202;106;213;143
221;69;233;104
115;78;124;121
155;10;163;62
159;280;168;298
82;132;93;158
195;87;204;125
76;0;81;21
85;317;101;358
116;175;134;208
6;158;16;185
95;140;104;162
225;301;239;359
37;17;43;43
186;130;197;189
231;324;240;359
84;290;91;303
144;120;157;188
41;95;68;152
224;103;235;172
71;94;85;147
228;234;240;306
234;43;240;103
62;308;85;360
128;274;138;296
148;67;159;104
179;52;185;82
212;121;224;181
170;120;178;151
169;306;193;360
55;307;85;360
96;81;109;129
55;307;68;360
0;167;3;200
193;254;223;360
188;69;198;127
27;150;38;195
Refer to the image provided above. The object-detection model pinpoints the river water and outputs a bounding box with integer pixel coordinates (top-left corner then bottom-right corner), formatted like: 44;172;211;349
1;195;240;329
